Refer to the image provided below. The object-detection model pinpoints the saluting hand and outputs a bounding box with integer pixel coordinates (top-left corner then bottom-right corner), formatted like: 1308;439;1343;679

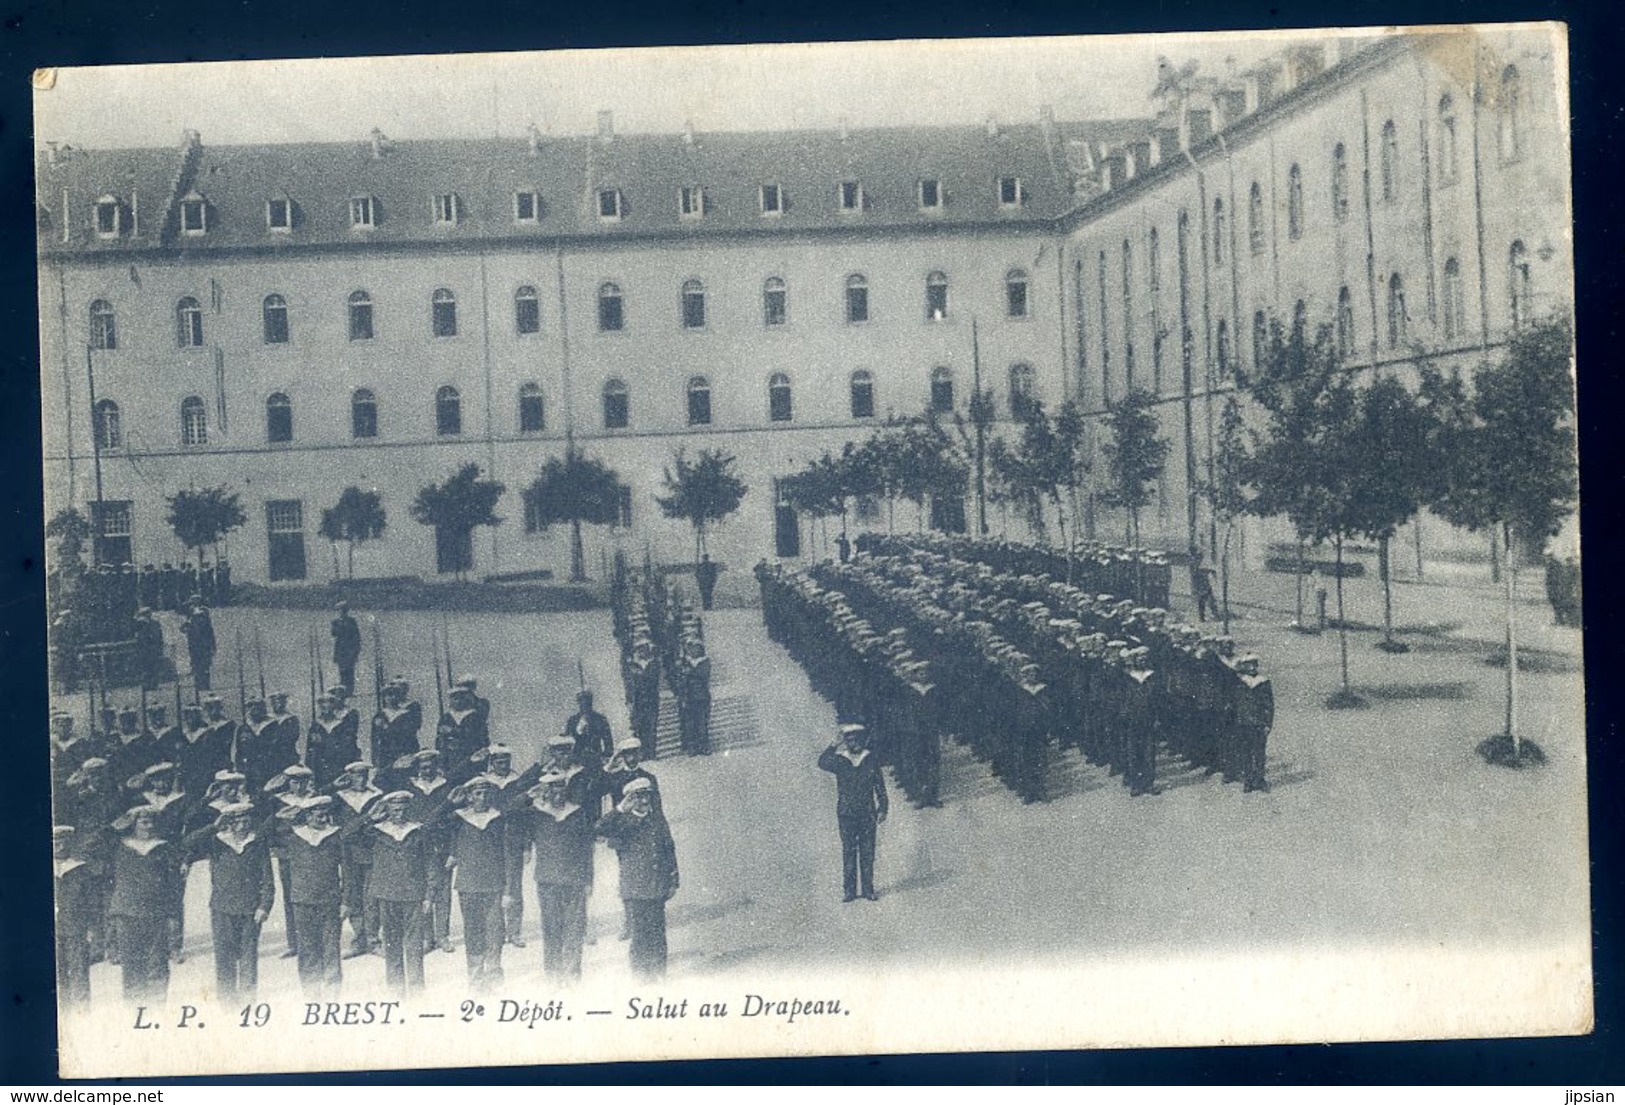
253;908;268;925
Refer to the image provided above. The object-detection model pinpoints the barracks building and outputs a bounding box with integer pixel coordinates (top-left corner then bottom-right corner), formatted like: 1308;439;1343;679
37;27;1571;587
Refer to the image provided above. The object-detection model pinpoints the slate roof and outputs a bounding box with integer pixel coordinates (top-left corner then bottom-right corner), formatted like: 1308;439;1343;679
37;118;1150;257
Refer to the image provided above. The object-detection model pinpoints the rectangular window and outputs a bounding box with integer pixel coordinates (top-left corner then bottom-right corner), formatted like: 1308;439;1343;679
839;181;863;212
998;176;1023;207
350;196;376;228
266;199;291;231
919;179;942;209
433;194;460;225
92;500;133;567
759;183;783;215
266;500;307;582
679;186;705;218
514;191;539;223
598;189;622;220
95;200;120;237
180;199;207;234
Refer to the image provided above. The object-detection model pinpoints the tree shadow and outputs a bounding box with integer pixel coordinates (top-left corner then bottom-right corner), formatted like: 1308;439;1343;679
885;867;958;895
1358;680;1475;701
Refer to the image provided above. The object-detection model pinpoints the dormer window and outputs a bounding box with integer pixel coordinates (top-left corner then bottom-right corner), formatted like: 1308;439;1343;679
266;198;292;232
514;190;540;223
433;193;461;226
839;181;863;213
918;179;943;210
679;185;706;218
350;196;377;229
598;189;623;221
94;196;122;238
179;194;208;235
998;176;1024;207
759;183;784;216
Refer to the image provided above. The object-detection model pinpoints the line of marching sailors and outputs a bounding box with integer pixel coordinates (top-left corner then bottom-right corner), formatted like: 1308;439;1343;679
51;679;679;1008
756;545;1273;806
856;532;1175;611
611;561;712;757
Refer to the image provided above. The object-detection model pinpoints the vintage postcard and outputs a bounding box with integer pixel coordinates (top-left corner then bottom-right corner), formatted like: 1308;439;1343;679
35;23;1588;1079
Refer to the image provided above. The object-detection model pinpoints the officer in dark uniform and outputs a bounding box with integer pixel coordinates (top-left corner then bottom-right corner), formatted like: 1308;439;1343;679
182;598;216;691
330;602;362;696
437;685;489;784
1230;654;1274;792
562;690;613;769
133;607;166;690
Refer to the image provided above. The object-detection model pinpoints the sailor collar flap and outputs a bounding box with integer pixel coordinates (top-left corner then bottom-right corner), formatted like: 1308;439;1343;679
837;747;871;767
455;807;502;830
143;789;184;811
373;820;423;843
56;857;89;878
121;837;167;857
292;824;340;848
337;786;383;812
410;776;447;795
532;800;581;822
215;831;258;854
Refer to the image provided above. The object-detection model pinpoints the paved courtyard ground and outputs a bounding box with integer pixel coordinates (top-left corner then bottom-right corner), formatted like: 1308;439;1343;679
65;557;1589;1002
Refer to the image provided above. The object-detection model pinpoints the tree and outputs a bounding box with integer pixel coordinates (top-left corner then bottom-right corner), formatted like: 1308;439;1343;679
1198;396;1251;635
1430;316;1578;762
1240;319;1367;704
780;450;850;555
409;462;506;581
46;507;94;576
524;446;626;582
319;486;388;580
1099;389;1170;549
989;398;1090;554
656;447;748;561
1348;376;1438;652
165;485;248;571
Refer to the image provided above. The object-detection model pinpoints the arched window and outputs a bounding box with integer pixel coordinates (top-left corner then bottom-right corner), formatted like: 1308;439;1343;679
351;388;378;439
263;294;290;345
850;370;875;419
681;279;706;330
1500;66;1522;162
266;392;293;443
1380;120;1400;202
602;378;629;429
925;271;949;321
763;277;787;327
1509;241;1532;330
514;286;540;335
1387;274;1408;348
93;399;121;451
180;396;208;446
1212;198;1226;265
518;383;545;433
1336;286;1356;358
1252;310;1268;369
1008;363;1036;417
348;291;374;341
436;385;462;436
176;296;204;348
1287;164;1304;240
845;274;869;323
431;289;458;338
1215;320;1231;377
686;375;712;425
1247;182;1265;255
1442;259;1465;341
930;366;954;413
768;373;793;423
598;282;624;332
1005;269;1029;318
1438;94;1459;182
1331;144;1349;222
89;300;117;351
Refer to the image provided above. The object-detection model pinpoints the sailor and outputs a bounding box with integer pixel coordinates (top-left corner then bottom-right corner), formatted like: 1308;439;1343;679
470;744;531;948
182;598;216;691
399;749;455;953
1230;655;1274;793
106;804;179;1003
366;790;434;994
595;777;678;981
307;691;361;794
436;684;488;785
331;761;384;959
817;723;888;902
370;677;423;789
527;769;595;981
274;794;350;994
562;689;614;769
179;800;274;1001
330;602;362;696
445;777;508;990
264;764;321;959
54;826;96;1007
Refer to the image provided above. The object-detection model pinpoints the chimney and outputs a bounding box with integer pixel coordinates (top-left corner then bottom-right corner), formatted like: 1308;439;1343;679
683;119;695;145
985;116;999;138
370;128;390;158
527;123;542;156
596;110;614;142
